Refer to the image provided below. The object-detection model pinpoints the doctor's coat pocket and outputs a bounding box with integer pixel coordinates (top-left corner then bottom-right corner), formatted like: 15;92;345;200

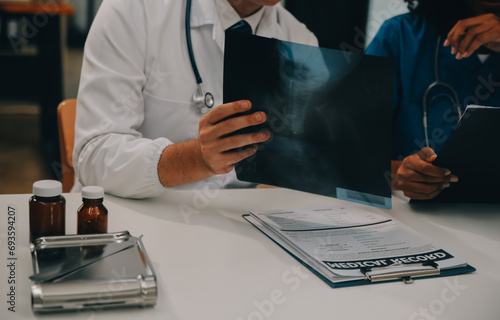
140;91;200;142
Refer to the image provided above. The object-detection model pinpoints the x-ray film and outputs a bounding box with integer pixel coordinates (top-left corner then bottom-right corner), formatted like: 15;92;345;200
223;31;393;209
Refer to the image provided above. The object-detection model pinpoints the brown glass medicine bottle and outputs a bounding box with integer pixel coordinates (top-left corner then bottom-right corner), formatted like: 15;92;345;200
77;186;108;234
29;180;66;243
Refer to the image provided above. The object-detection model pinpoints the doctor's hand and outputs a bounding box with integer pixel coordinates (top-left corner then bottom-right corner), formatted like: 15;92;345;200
158;100;269;188
392;148;458;200
196;100;270;175
444;13;500;59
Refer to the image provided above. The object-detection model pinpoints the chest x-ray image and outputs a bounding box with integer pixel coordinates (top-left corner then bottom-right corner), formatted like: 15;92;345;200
224;31;393;209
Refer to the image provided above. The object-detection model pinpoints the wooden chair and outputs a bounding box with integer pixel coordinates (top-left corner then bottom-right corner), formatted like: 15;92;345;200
57;99;77;192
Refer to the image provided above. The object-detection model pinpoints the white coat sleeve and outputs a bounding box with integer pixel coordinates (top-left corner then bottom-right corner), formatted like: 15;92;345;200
73;0;171;198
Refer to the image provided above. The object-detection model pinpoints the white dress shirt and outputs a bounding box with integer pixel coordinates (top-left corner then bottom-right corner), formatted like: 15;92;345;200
214;0;264;33
72;0;318;198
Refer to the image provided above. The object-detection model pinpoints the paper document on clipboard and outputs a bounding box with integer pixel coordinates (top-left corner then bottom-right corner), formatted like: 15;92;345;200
244;205;475;287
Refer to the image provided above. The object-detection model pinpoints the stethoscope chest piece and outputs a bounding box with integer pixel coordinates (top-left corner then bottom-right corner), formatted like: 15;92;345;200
193;83;214;114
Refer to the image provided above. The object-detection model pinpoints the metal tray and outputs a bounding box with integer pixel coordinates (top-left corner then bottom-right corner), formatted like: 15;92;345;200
30;231;157;313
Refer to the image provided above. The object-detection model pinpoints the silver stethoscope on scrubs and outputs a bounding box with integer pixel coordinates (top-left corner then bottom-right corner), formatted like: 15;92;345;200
186;0;215;113
422;36;462;147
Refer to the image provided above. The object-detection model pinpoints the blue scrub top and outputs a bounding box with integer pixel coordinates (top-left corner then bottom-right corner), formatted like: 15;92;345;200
366;13;500;160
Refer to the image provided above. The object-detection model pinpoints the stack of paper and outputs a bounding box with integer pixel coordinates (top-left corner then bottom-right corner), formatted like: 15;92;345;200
244;206;474;287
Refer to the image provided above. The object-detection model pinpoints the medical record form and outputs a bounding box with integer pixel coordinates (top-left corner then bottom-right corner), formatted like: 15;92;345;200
244;205;474;287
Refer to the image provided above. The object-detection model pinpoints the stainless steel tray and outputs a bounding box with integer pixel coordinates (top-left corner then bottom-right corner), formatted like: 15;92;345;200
30;231;157;313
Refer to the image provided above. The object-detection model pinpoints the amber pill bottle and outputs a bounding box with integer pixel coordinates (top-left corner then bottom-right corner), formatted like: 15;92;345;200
29;180;66;243
77;186;108;234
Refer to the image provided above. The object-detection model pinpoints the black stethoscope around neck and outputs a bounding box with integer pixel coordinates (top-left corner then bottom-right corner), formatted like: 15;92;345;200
185;0;215;113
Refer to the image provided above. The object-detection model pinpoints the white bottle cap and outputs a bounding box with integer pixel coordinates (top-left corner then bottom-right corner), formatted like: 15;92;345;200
33;180;62;197
82;186;105;199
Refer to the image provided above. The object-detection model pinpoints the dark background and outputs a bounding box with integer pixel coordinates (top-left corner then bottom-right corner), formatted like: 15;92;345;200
286;0;369;50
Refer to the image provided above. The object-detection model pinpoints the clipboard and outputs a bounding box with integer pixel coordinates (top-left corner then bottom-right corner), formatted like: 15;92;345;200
432;105;500;203
30;231;157;312
243;214;475;288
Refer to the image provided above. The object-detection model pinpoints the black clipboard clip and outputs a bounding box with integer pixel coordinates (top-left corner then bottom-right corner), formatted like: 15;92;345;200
360;261;440;284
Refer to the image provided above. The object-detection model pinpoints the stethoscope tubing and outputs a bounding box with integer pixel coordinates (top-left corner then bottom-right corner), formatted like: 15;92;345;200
185;0;202;84
422;36;462;148
186;0;214;111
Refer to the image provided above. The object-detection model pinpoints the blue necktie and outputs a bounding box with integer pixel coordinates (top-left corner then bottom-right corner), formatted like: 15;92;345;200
228;20;252;34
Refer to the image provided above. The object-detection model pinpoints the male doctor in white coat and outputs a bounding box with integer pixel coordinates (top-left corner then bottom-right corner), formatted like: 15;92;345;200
73;0;318;198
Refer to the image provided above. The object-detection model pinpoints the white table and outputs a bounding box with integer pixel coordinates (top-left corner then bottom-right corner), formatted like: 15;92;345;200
1;188;499;319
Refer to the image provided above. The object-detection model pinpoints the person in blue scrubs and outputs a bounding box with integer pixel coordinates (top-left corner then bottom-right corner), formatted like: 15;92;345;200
366;0;500;200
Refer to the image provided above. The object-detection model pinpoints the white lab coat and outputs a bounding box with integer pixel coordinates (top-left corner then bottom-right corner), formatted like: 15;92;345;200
73;0;318;198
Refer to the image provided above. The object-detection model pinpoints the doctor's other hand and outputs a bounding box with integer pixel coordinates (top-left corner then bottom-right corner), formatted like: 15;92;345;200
197;100;270;175
444;13;500;59
392;147;459;200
